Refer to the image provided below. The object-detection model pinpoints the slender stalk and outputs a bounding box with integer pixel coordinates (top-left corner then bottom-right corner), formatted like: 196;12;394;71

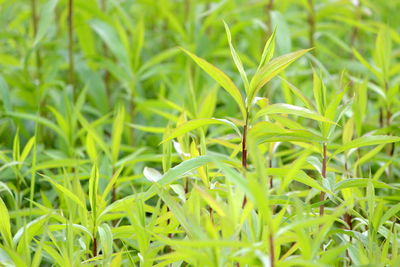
241;111;249;207
269;157;273;188
269;231;275;267
111;168;117;226
92;236;97;257
68;0;75;90
307;0;316;52
319;143;327;216
266;0;274;36
31;0;41;82
241;116;248;169
350;0;361;47
344;213;353;266
100;0;110;104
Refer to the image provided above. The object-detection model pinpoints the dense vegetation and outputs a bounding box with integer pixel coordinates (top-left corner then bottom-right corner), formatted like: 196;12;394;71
0;0;400;266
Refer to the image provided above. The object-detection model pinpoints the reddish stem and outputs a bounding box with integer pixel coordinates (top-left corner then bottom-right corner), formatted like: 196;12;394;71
319;143;327;216
269;232;275;267
241;112;249;208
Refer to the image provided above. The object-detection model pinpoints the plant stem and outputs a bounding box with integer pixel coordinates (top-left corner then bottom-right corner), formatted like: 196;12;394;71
350;0;361;47
269;157;273;188
242;111;249;169
307;0;316;52
241;111;249;207
269;231;275;267
100;0;110;105
344;212;353;265
319;142;326;216
31;0;41;82
68;0;74;90
92;236;97;257
266;0;274;36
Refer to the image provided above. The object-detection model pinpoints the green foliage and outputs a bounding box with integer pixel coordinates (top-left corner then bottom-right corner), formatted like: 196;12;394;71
0;0;400;266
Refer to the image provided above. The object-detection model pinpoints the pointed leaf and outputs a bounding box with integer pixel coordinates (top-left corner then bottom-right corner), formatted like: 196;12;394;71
180;48;246;117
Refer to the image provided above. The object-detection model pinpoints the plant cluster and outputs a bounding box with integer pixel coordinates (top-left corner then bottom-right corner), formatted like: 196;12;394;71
0;0;399;266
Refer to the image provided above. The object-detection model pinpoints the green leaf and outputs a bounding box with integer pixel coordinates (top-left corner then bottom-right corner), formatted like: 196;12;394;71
89;164;100;217
258;27;276;70
379;203;400;227
6;112;67;143
213;160;252;200
332;135;400;156
157;155;214;186
335;178;396;191
279;77;313;110
20;136;35;163
0;75;11;112
126;123;165;133
374;25;392;82
255;103;334;124
161;118;241;144
101;165;124;203
33;0;59;46
42;175;86;210
248;48;311;105
353;48;380;78
111;105;125;165
223;21;249;93
312;70;326;115
249;121;327;143
265;168;328;193
98;223;113;263
89;19;131;71
180;47;246;118
0;197;12;247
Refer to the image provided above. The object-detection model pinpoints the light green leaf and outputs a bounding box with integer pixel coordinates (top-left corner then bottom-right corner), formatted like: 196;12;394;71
379;203;400;227
89;164;100;217
34;0;59;46
332;135;400;156
20;136;36;163
161;118;241;144
258;27;276;70
98;223;113;262
255;103;334;124
43;175;86;210
0;197;12;247
223;21;249;93
111;105;125;165
248;48;311;104
279;77;313;110
6;112;66;143
312;70;326;115
126;123;165;133
353;48;380;78
265;168;328;193
0;75;11;112
335;178;396;192
89;19;130;71
180;47;246;118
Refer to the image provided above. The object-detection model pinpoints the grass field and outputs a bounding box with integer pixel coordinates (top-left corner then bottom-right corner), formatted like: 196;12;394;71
0;0;400;266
